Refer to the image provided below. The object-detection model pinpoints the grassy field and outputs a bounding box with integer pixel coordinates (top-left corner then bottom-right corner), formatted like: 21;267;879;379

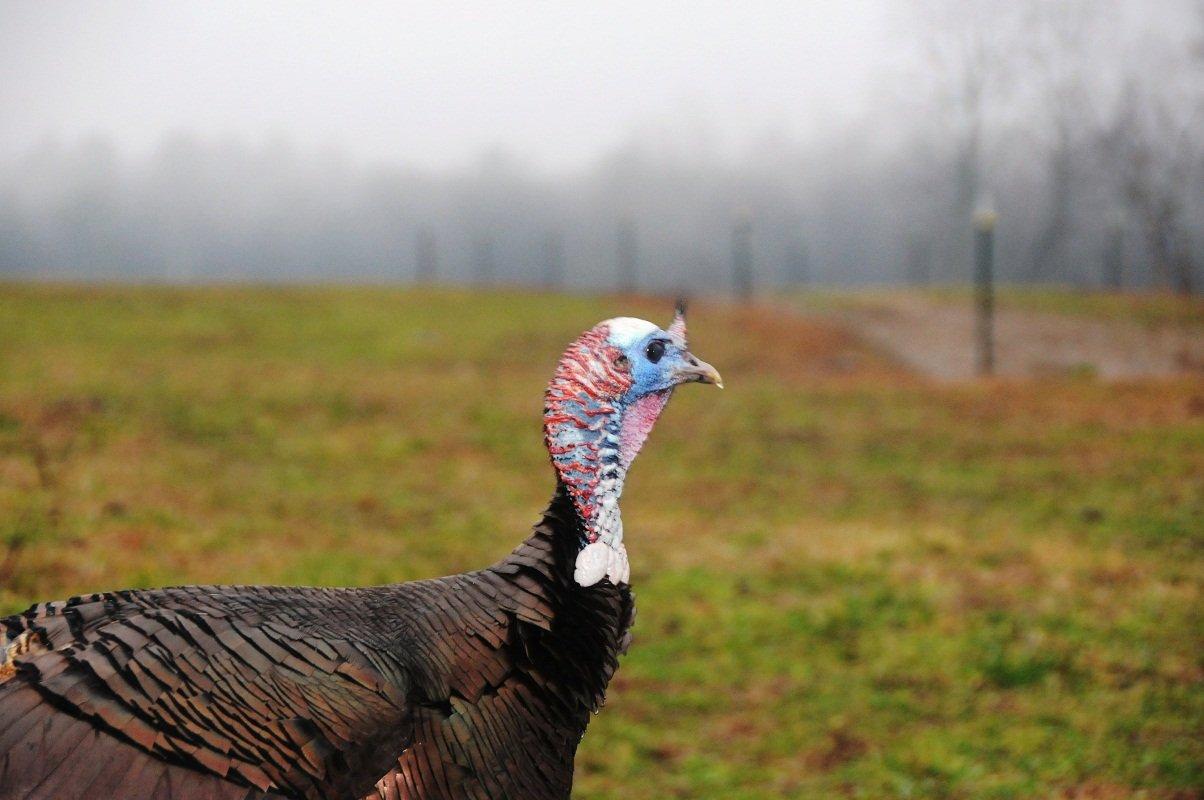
1;284;1201;799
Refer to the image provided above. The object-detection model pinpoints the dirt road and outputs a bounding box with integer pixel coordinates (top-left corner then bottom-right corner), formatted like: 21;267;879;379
814;294;1203;380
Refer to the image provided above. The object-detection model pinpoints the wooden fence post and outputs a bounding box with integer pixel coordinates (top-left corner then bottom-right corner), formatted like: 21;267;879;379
542;228;565;289
732;212;753;299
415;227;438;282
617;216;638;293
473;233;496;286
786;238;809;286
973;206;997;376
1103;211;1124;290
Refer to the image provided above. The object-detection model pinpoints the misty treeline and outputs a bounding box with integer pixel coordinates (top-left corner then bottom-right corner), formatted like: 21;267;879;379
1;0;1200;293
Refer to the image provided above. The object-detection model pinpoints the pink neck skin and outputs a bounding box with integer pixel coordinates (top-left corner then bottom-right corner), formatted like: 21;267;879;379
618;390;671;469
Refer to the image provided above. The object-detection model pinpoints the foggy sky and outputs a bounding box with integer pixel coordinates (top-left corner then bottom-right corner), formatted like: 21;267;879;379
1;1;898;170
2;1;1199;291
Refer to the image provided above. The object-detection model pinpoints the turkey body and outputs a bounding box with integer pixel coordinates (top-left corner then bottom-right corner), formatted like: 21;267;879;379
0;487;635;800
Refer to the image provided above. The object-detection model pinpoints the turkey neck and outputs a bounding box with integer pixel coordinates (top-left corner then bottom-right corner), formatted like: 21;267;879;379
543;385;673;553
544;402;627;550
486;483;636;712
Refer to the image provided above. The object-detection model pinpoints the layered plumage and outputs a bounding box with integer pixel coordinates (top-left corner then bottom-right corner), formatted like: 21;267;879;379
0;307;720;800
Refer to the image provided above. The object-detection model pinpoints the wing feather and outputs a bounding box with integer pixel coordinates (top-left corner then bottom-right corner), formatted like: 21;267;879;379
1;586;413;800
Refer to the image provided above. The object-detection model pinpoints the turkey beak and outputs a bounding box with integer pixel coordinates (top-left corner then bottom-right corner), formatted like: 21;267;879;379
673;353;724;389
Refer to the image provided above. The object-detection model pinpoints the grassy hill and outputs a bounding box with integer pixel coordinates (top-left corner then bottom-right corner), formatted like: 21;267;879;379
1;284;1200;798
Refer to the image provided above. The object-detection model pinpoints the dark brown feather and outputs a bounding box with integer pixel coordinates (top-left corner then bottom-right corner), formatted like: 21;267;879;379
1;485;633;800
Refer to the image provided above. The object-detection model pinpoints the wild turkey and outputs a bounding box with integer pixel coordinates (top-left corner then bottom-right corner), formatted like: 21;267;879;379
0;305;722;800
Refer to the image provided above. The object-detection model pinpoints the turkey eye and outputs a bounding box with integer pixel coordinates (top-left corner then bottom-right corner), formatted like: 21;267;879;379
645;340;665;363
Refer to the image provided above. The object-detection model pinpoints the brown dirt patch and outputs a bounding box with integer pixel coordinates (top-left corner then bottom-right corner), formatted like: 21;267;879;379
815;295;1203;380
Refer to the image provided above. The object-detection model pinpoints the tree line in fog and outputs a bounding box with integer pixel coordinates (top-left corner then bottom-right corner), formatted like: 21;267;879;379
1;0;1199;294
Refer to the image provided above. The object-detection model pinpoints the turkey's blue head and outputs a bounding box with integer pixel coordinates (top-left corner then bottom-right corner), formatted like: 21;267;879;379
544;303;722;587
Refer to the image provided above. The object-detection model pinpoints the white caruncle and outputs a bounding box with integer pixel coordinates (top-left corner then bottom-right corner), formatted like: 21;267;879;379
574;540;630;587
606;542;630;585
573;542;610;587
575;465;630;587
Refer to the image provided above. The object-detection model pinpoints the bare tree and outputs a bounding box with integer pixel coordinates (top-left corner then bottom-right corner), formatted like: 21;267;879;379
1020;0;1105;284
908;0;1024;281
1102;71;1202;295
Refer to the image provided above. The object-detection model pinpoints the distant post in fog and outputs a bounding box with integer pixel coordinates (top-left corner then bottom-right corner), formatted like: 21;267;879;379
542;228;565;289
472;233;496;286
1103;210;1124;290
415;227;438;282
732;212;753;299
616;216;638;293
905;234;932;286
973;203;997;376
785;238;809;286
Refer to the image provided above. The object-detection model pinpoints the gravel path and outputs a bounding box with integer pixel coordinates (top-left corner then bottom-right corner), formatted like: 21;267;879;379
824;295;1203;380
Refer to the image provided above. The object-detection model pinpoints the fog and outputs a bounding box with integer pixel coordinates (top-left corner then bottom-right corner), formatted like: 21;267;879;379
1;0;1200;291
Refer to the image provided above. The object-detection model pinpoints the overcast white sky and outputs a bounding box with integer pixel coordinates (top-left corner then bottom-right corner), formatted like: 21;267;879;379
0;1;907;170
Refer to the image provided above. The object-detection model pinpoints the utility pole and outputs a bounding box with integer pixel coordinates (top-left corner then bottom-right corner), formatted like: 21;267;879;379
973;204;997;376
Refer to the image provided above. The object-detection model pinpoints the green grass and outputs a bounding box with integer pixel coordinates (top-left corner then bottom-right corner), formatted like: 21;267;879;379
1;284;1201;799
